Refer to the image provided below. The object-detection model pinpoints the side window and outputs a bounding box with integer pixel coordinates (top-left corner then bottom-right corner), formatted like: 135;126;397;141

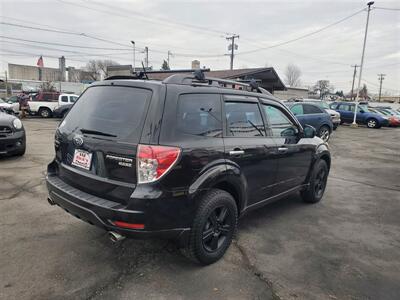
70;96;78;103
290;104;304;115
340;104;349;111
303;104;323;114
225;102;265;137
262;104;298;137
177;94;222;137
61;96;68;102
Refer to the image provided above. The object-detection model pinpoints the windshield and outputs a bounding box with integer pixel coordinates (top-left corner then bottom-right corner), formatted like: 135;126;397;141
359;105;371;112
306;101;329;109
0;99;5;103
60;86;152;142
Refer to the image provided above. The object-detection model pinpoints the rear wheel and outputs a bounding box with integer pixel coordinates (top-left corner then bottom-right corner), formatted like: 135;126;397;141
39;108;52;118
301;160;328;204
318;125;331;142
182;189;237;265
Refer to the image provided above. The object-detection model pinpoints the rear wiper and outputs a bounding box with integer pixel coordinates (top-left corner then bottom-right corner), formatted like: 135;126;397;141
80;128;117;137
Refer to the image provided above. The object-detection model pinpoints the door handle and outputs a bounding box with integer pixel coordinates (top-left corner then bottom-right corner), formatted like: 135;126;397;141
229;150;244;156
278;147;288;152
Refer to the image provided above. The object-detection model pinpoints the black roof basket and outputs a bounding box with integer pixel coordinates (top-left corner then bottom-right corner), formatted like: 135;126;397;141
163;71;272;95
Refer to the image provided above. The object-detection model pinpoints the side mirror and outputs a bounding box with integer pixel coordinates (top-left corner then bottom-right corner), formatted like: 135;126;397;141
303;124;316;138
359;109;365;113
8;101;12;104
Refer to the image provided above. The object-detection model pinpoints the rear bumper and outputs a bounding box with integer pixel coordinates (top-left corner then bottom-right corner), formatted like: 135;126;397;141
46;175;190;241
0;130;25;154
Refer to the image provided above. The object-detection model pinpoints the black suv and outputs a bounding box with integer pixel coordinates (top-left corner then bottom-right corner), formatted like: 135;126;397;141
46;72;330;265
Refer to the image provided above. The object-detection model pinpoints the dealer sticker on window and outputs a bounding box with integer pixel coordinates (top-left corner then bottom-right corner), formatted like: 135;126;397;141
72;149;92;170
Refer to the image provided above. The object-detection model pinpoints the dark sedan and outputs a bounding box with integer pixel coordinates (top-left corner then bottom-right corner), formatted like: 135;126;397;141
53;104;73;118
0;108;26;156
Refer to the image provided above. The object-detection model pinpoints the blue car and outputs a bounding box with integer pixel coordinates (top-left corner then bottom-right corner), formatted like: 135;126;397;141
332;102;389;129
286;102;333;142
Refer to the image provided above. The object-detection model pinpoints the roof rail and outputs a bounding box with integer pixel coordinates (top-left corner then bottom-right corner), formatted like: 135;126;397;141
163;71;272;95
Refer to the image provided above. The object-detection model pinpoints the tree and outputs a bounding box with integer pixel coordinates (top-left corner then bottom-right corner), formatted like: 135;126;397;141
284;63;302;87
85;59;119;80
39;81;56;92
335;90;344;97
313;80;331;99
161;60;170;70
359;84;368;100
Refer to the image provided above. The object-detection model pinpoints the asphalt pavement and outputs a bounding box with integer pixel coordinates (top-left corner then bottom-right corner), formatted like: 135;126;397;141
1;119;399;300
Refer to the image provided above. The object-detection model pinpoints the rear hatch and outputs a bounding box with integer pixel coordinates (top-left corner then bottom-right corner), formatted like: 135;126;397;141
55;85;152;204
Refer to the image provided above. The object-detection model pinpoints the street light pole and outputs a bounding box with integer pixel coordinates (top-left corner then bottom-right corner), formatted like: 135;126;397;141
131;41;135;72
352;1;374;127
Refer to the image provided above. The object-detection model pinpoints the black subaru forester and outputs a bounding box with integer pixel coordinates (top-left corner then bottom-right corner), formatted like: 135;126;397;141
46;72;330;265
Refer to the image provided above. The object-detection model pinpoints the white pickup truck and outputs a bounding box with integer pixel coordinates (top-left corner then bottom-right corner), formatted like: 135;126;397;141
7;94;79;118
30;94;79;118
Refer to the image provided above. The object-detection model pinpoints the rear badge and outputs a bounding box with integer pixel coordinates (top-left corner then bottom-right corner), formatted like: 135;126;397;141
106;154;133;167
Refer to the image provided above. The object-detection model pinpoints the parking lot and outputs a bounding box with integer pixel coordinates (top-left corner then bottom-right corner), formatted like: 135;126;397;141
1;119;399;300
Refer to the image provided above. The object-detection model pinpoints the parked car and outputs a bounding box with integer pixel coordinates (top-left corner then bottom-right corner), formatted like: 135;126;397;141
53;103;73;118
285;102;333;142
333;102;389;128
46;72;331;265
5;95;21;114
0;98;15;115
0;109;26;156
28;93;78;118
369;107;400;127
294;99;341;130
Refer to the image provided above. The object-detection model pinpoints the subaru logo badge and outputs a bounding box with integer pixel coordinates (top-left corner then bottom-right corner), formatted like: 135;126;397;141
73;135;84;147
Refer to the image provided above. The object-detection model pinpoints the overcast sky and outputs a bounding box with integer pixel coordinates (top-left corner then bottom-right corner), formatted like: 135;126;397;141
1;0;399;94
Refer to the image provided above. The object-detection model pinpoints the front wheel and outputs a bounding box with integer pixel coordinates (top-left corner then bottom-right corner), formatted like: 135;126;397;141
182;189;238;265
301;160;328;204
366;118;380;129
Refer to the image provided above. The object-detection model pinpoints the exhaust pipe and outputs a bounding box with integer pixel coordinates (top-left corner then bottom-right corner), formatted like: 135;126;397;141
109;231;125;243
47;197;56;206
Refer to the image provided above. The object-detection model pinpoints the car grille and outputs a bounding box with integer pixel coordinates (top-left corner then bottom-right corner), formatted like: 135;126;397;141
0;126;12;137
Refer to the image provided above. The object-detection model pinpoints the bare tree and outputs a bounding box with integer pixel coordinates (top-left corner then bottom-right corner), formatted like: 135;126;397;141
39;81;57;92
85;59;119;80
359;84;368;100
313;80;332;99
284;63;302;87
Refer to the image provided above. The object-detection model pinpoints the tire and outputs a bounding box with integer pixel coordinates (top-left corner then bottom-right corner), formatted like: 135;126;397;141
301;160;328;204
366;118;379;129
39;108;52;118
318;125;331;142
182;189;238;265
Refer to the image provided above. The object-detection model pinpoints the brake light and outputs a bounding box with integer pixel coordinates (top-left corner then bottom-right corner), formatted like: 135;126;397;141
112;221;145;229
137;144;181;184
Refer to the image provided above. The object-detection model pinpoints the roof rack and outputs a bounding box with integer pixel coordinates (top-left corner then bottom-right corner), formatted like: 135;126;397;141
163;71;272;95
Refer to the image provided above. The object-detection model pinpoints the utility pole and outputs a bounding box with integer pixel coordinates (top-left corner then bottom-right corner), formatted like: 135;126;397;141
144;46;149;68
226;34;239;70
352;1;374;127
350;65;359;100
167;50;172;69
133;41;136;72
378;74;386;102
4;71;8;98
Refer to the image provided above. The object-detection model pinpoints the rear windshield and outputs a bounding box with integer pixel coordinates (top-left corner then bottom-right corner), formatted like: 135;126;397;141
61;86;151;142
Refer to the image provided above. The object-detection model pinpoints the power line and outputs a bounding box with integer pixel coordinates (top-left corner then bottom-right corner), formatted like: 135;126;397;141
0;35;131;51
374;7;400;11
59;0;234;37
237;8;366;55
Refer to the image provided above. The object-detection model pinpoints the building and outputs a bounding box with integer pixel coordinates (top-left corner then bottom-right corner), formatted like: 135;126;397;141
274;87;309;100
104;66;287;94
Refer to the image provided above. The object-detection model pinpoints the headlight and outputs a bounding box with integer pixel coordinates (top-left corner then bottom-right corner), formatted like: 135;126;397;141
12;118;23;130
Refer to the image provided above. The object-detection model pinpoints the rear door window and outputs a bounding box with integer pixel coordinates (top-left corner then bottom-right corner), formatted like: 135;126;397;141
61;96;68;102
224;101;265;137
303;104;323;114
291;104;304;115
177;94;222;137
61;86;151;143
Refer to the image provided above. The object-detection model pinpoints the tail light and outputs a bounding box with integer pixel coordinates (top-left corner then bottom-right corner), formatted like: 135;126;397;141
137;144;181;184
